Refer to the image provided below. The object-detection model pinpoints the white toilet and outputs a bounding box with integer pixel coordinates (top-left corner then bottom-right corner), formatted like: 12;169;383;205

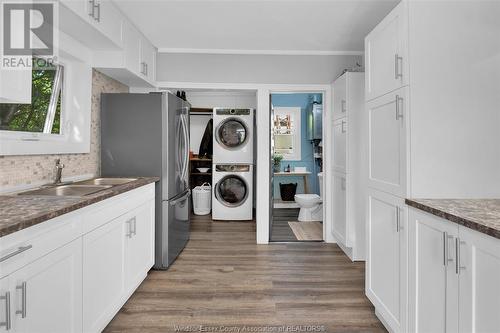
294;172;323;222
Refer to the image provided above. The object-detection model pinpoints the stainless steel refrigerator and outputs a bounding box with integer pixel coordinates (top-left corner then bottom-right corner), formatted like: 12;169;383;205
100;92;190;269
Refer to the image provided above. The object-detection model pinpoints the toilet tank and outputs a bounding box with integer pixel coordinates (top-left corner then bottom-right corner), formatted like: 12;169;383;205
318;172;323;198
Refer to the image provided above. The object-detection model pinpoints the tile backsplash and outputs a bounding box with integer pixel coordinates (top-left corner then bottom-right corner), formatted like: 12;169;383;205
0;70;129;189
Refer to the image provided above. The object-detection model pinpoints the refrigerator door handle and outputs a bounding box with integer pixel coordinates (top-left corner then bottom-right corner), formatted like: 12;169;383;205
180;114;190;182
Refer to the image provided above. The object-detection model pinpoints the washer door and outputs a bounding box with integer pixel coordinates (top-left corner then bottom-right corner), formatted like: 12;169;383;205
215;175;248;207
216;118;248;149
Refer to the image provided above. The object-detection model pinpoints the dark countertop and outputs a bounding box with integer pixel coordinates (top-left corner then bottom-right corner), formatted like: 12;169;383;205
0;177;159;238
405;199;500;240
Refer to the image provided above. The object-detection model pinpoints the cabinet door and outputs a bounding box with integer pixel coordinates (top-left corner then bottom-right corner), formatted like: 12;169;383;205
408;209;459;333
122;20;142;75
367;87;408;197
10;239;82;333
331;172;348;246
0;276;10;333
140;37;156;81
366;189;406;332
95;0;123;47
83;216;126;333
333;118;347;173
332;73;347;121
126;200;155;292
0;70;31;104
365;0;408;101
458;227;500;333
60;0;92;20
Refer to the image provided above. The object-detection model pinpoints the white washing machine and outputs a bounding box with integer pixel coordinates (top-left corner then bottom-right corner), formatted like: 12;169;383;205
212;164;253;220
213;108;254;163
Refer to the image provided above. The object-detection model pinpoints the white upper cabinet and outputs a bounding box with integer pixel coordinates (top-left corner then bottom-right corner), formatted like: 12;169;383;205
365;1;408;101
59;0;123;49
140;37;156;82
367;87;408;197
332;73;347;121
0;70;31;104
458;227;500;333
366;188;407;333
122;20;142;75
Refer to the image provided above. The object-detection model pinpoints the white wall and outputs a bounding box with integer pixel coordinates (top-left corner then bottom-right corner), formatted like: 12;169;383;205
408;1;500;198
157;53;362;84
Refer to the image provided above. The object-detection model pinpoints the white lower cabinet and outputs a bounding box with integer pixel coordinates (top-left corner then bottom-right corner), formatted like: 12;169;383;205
409;207;500;333
0;184;155;333
366;188;407;332
331;171;348;246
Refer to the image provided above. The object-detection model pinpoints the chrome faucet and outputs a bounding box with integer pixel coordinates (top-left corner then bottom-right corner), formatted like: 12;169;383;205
54;159;65;184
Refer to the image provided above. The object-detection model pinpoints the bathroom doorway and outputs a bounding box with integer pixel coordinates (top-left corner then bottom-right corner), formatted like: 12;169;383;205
269;92;324;242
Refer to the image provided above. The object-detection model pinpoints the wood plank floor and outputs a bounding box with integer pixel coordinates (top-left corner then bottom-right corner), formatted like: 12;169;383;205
104;216;386;333
270;208;301;241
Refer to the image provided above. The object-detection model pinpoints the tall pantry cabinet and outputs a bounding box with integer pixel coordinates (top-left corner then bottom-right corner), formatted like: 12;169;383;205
364;1;500;332
331;72;365;261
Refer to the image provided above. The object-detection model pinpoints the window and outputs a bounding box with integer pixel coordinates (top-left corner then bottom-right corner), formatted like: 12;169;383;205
273;107;301;161
0;61;64;134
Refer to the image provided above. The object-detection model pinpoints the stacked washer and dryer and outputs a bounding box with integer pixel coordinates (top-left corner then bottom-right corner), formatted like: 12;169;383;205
212;108;254;220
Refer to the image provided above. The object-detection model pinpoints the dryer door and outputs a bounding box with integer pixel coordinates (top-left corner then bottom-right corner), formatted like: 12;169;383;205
216;118;248;149
215;174;249;207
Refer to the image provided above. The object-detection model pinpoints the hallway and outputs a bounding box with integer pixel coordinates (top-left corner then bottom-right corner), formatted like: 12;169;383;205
104;216;386;332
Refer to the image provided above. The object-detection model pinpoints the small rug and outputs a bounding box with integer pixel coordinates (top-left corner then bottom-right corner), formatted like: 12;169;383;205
288;221;323;241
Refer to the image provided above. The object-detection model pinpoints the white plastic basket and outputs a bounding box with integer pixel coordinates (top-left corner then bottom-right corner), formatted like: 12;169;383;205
192;182;211;215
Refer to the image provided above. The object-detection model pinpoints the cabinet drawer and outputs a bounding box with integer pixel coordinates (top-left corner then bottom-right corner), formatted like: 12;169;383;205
0;213;82;279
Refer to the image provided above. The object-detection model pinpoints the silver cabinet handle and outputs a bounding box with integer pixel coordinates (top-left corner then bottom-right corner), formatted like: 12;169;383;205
0;245;32;263
340;177;346;191
443;232;454;266
15;282;26;318
395;95;403;120
125;217;136;238
455;238;466;274
341;120;346;133
93;2;100;22
88;0;95;17
396;206;400;232
341;100;346;113
395;53;403;79
132;218;137;236
145;63;148;76
0;292;11;330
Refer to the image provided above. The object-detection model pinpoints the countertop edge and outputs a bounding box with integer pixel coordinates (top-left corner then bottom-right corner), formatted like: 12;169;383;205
0;177;159;238
405;199;500;240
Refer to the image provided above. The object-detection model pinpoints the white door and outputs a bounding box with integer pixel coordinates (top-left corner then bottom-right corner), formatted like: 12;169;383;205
365;0;408;101
333;73;347;121
331;172;347;246
0;276;10;332
367;87;408;197
140;38;156;82
123;21;142;75
60;0;91;20
366;188;406;332
333;118;347;173
96;0;123;47
458;227;500;333
126;201;155;292
10;239;82;333
83;216;126;333
408;209;459;333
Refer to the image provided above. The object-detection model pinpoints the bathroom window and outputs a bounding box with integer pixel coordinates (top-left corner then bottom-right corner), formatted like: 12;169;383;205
0;60;64;134
273;107;301;160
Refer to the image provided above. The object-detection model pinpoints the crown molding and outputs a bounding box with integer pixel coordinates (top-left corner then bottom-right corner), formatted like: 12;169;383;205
158;48;363;56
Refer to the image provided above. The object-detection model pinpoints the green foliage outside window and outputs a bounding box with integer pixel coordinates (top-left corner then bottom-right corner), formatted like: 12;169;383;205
0;65;62;134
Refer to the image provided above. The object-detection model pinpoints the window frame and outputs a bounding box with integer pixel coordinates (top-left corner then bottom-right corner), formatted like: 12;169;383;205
273;106;302;161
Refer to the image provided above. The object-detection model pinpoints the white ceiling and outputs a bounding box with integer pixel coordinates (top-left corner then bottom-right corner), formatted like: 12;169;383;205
114;0;399;54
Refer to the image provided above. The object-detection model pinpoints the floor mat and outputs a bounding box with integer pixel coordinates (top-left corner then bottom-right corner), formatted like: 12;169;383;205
288;221;323;241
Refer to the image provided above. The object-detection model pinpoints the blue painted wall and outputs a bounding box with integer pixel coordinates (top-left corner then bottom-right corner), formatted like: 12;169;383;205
271;93;322;198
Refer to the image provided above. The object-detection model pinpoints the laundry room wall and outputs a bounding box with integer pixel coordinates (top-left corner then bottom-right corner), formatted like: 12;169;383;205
271;93;322;198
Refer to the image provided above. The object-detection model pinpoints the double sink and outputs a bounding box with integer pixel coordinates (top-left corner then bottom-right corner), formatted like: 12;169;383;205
19;178;137;197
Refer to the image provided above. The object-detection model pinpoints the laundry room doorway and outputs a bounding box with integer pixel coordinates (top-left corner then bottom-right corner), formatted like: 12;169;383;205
269;91;326;242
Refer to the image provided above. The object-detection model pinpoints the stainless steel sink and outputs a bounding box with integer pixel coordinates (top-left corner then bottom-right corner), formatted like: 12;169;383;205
19;184;112;196
74;178;137;186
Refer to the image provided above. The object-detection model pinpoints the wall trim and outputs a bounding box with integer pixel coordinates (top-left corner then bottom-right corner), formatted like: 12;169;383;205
158;48;364;56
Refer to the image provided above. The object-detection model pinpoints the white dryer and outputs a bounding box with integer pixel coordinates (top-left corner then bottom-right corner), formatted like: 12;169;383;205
213;108;254;163
212;164;253;220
